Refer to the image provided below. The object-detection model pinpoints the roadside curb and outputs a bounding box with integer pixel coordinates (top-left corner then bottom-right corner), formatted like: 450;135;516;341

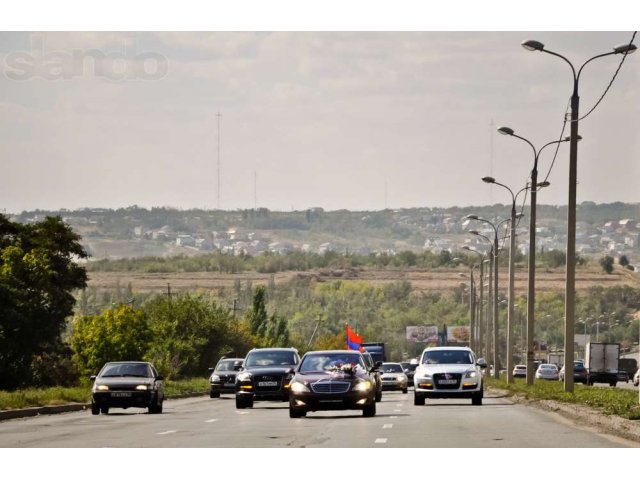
490;387;640;444
0;392;207;422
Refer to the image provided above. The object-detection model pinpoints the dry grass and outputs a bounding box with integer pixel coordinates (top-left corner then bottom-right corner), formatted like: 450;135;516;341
87;264;640;295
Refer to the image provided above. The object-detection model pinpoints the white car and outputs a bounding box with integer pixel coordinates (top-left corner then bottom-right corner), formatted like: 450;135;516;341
413;346;487;406
535;363;559;380
633;370;639;387
379;362;408;393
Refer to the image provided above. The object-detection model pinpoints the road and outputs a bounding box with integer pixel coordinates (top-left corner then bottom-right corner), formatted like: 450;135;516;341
0;390;636;448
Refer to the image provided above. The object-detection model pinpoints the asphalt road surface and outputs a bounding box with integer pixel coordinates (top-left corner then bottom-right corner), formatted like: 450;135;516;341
0;390;636;448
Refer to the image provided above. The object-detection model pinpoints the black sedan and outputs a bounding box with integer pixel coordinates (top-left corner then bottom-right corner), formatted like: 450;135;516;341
91;361;165;415
558;362;589;385
288;350;376;418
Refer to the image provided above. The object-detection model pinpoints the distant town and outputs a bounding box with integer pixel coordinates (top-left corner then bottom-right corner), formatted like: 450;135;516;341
8;203;640;266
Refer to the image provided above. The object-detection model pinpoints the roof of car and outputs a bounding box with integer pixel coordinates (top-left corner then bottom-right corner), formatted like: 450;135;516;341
248;347;298;352
304;350;363;355
421;346;473;352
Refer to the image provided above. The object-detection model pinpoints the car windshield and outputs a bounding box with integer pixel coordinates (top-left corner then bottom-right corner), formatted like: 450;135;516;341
215;360;239;371
381;363;403;373
422;350;473;365
299;353;364;373
100;363;151;378
245;351;297;367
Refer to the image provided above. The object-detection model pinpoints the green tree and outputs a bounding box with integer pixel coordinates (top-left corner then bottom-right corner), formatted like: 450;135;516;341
619;255;629;267
71;305;150;377
0;215;87;389
600;255;614;274
143;294;243;378
247;286;268;336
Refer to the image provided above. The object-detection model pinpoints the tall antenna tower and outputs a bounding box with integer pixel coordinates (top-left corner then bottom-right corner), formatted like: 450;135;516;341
216;112;221;210
254;171;257;210
384;180;388;210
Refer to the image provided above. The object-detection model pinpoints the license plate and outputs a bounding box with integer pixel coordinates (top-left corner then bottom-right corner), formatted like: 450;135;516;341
319;399;342;403
258;381;278;387
438;379;457;385
111;392;132;397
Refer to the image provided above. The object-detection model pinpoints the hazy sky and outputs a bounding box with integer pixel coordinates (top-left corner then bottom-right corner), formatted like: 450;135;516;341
1;31;638;214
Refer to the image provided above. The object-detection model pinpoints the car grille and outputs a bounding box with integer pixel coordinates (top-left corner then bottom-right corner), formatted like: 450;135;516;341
218;374;235;383
433;373;461;389
310;381;351;394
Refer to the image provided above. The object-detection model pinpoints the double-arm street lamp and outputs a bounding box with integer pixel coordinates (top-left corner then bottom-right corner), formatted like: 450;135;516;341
497;126;572;385
463;246;485;356
480;177;526;383
467;215;513;379
522;38;637;392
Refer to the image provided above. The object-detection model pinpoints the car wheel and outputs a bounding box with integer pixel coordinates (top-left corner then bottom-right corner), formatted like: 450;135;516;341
402;388;408;394
362;402;376;417
235;395;247;409
414;393;425;406
472;392;483;406
91;403;100;415
289;408;305;418
100;407;109;415
375;388;382;403
210;391;220;399
609;382;616;387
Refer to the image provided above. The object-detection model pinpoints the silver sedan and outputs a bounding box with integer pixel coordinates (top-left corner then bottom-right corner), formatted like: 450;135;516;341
535;363;559;381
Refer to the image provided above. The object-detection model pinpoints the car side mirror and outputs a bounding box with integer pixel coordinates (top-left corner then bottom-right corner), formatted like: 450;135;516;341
90;375;96;381
156;375;164;381
208;367;214;372
477;358;487;369
374;361;382;368
233;361;243;371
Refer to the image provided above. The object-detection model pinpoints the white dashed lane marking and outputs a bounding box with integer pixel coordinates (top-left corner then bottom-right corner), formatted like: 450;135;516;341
205;419;218;423
235;411;249;415
383;424;393;429
156;430;176;435
390;416;398;419
393;409;402;412
375;438;388;444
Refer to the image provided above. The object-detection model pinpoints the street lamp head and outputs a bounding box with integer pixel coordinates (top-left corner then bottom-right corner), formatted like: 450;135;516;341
522;40;545;52
465;214;479;220
613;43;637;55
515;213;525;219
497;126;514;136
469;230;480;236
537;181;551;188
482;176;496;184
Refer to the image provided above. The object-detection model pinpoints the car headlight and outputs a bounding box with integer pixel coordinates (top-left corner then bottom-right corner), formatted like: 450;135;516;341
354;380;372;392
290;381;309;393
136;384;151;390
95;384;109;391
464;370;477;379
237;372;252;382
416;374;432;382
210;374;221;382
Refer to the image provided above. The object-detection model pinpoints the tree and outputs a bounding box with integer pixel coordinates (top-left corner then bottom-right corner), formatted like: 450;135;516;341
619;255;629;267
71;305;150;377
247;286;268;336
143;294;244;378
599;255;614;274
0;215;87;389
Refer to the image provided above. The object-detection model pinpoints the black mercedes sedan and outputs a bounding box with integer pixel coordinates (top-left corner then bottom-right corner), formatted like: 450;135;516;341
90;361;165;415
288;350;376;418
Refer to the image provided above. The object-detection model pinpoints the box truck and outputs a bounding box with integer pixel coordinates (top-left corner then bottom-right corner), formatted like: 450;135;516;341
585;342;619;387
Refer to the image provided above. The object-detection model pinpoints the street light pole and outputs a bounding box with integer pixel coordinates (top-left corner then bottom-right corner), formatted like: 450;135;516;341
480;178;526;384
522;38;637;393
464;246;485;356
497;126;570;385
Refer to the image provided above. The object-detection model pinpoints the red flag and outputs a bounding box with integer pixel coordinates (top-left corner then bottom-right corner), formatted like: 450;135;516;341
346;324;363;351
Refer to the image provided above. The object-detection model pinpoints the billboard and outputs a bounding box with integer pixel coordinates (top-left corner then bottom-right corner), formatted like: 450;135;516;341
406;325;438;343
447;326;470;344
